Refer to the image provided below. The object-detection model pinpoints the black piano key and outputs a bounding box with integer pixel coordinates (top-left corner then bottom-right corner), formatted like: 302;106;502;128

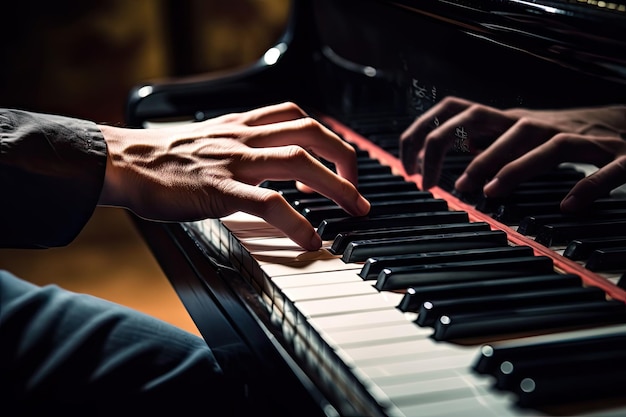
280;180;420;202
345;230;509;264
510;167;586;183
494;347;626;393
517;209;626;236
317;211;469;240
473;325;626;375
356;173;407;183
398;273;582;312
432;299;626;341
492;201;562;224
356;162;393;175
439;156;473;192
356;155;377;164
355;180;421;194
534;219;626;247
585;246;626;272
367;133;402;155
359;245;532;280
513;180;581;191
464;166;584;196
476;188;572;213
293;190;433;209
619;273;626;289
416;286;606;327
302;199;448;226
514;367;626;408
589;196;626;209
442;154;473;171
375;255;554;291
261;180;297;190
331;222;491;256
563;236;626;260
492;192;626;225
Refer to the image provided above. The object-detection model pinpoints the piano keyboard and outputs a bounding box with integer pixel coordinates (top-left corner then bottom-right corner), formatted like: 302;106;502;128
182;114;626;416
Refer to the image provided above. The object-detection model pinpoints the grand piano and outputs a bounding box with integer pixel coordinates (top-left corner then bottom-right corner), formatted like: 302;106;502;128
125;1;626;416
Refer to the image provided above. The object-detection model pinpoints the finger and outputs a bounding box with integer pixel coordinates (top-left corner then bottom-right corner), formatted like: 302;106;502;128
420;104;516;190
225;183;323;250
483;133;626;200
197;102;309;129
562;157;626;213
400;96;472;174
242;117;360;187
456;118;558;193
240;102;309;126
240;145;370;218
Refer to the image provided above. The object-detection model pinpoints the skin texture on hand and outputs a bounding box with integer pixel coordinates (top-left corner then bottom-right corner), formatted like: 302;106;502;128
400;96;626;213
98;102;371;251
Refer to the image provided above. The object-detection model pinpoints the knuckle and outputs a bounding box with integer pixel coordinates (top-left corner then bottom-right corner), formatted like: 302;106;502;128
441;96;465;107
261;189;285;206
514;117;536;130
295;116;321;132
284;144;310;161
551;132;576;148
255;189;288;215
280;101;308;118
465;103;486;119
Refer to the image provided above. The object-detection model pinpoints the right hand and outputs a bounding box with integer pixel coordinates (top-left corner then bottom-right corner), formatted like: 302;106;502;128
399;96;626;213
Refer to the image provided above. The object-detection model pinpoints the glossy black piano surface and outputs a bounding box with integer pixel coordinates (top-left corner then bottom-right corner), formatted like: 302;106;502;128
126;1;626;416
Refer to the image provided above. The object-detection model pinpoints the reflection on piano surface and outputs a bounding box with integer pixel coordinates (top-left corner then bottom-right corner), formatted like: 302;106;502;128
126;0;626;415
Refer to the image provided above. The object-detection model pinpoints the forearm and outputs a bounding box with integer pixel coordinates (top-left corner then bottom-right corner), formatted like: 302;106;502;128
0;109;107;248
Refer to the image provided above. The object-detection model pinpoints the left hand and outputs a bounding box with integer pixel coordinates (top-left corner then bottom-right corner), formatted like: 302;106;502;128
400;96;626;212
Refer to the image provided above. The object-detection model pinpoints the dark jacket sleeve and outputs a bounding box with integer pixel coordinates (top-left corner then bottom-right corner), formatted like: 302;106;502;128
0;109;107;248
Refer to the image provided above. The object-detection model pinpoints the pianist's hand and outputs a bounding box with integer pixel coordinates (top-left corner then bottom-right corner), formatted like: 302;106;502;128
98;102;370;251
400;96;626;213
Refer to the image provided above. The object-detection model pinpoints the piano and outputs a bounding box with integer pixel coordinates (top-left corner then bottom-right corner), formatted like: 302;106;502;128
125;0;626;415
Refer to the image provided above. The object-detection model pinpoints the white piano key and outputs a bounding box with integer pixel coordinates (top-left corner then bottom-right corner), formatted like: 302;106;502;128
397;390;521;417
275;271;405;308
321;322;428;348
260;253;360;276
282;279;380;301
241;236;311;255
295;292;399;318
311;308;418;332
220;211;282;234
336;336;470;368
272;269;363;289
381;372;496;407
359;349;478;382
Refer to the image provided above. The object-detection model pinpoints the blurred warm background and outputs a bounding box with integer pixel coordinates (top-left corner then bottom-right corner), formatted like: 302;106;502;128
0;0;290;336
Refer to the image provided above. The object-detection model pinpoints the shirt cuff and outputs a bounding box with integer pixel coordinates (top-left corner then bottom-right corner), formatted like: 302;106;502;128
0;109;107;248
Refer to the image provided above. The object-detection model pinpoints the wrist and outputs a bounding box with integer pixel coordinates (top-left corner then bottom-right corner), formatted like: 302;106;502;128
97;124;129;208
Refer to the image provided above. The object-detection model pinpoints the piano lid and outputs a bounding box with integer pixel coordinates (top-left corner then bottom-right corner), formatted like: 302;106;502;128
126;0;626;125
392;0;626;85
310;0;626;117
